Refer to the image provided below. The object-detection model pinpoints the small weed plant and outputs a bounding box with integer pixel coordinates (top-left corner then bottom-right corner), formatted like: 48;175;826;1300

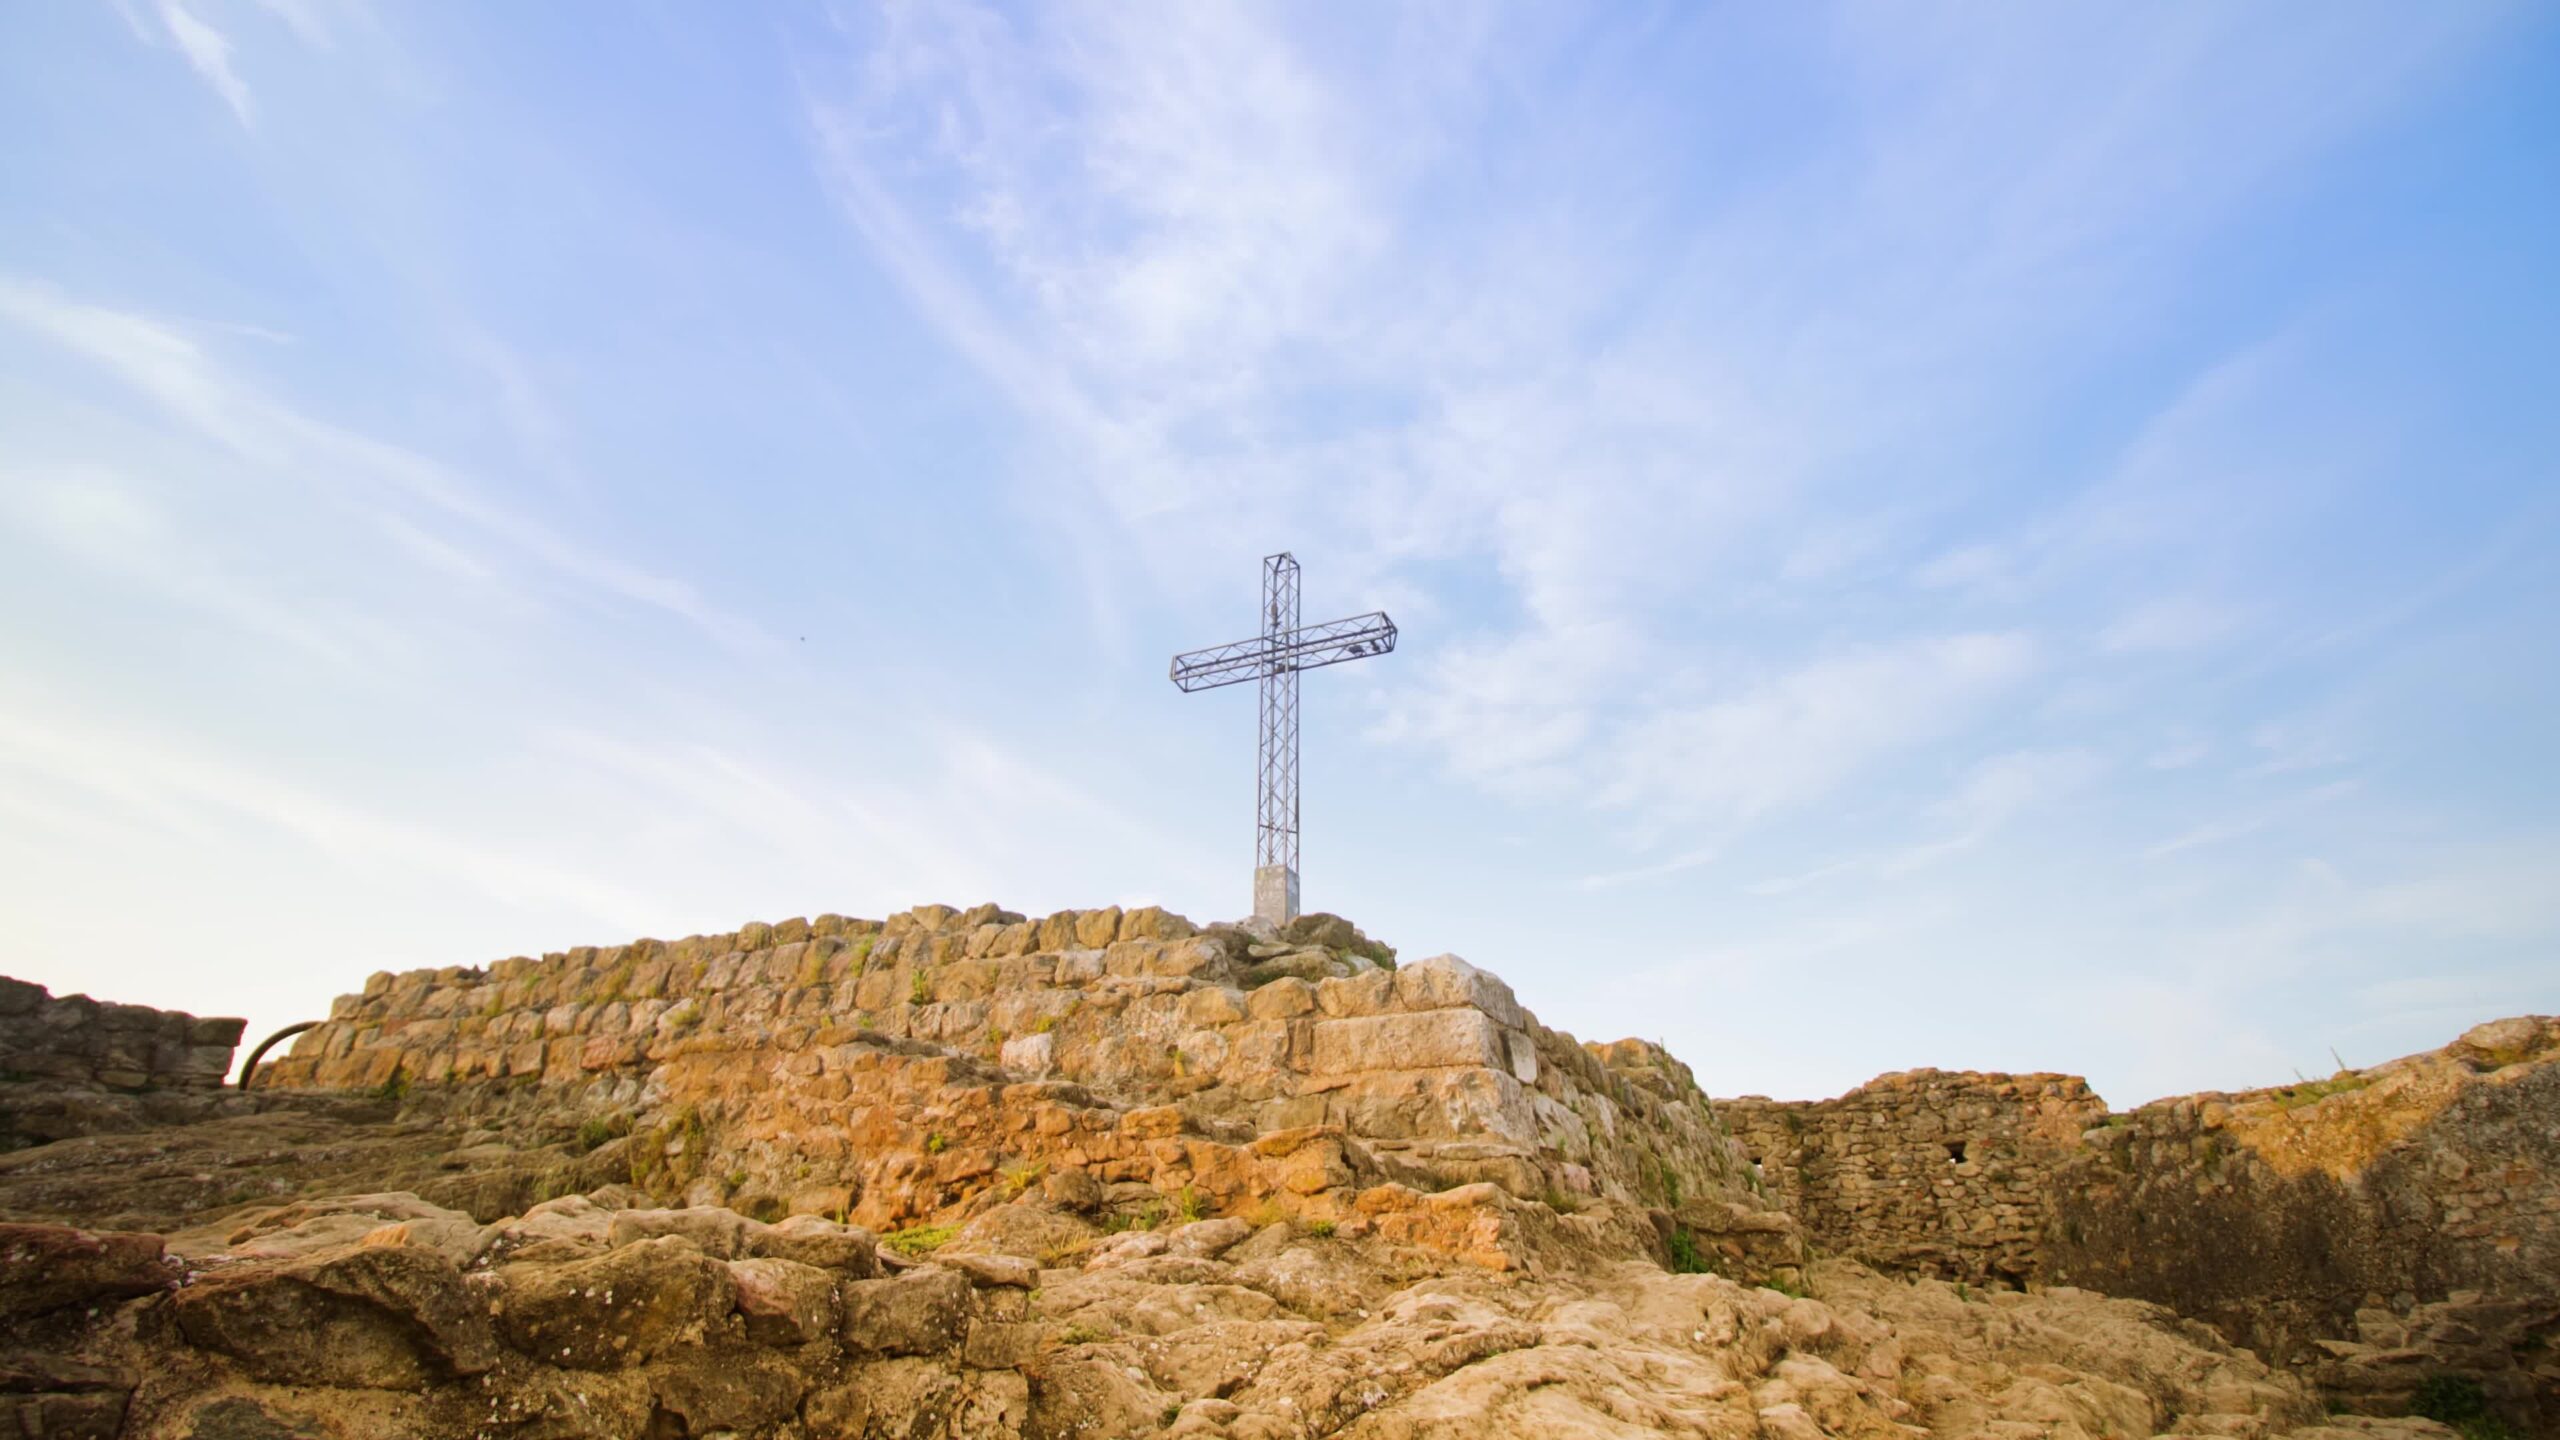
882;1224;958;1257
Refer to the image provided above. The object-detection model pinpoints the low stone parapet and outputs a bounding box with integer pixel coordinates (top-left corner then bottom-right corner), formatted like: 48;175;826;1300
0;976;243;1093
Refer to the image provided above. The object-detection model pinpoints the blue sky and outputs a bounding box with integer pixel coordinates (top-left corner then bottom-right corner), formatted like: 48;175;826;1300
3;3;2555;1104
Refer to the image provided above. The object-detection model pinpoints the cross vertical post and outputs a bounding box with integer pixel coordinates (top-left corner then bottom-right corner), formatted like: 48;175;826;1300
1256;553;1302;922
1170;553;1397;926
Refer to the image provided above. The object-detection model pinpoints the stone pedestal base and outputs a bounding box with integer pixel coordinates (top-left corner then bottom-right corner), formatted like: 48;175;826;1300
1253;865;1300;926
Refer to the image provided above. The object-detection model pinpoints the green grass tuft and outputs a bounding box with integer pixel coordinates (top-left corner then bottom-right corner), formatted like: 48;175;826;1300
883;1223;958;1257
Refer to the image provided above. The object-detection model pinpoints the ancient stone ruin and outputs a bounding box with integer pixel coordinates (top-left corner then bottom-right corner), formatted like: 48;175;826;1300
1;902;2551;1439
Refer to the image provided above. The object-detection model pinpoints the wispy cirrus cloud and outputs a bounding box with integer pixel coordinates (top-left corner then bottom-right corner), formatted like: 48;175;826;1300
157;1;255;127
796;1;2508;871
0;280;769;654
1604;633;2039;831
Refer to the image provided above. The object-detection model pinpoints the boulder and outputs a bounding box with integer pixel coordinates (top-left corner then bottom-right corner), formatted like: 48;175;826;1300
0;1224;171;1322
1311;1010;1507;1075
1392;955;1527;1029
757;1214;881;1275
0;1353;134;1440
647;1350;809;1435
607;1205;757;1258
493;1235;738;1369
212;1193;486;1265
727;1256;844;1346
841;1267;973;1357
1166;1218;1255;1261
942;1252;1039;1289
1121;906;1199;941
172;1244;497;1389
1281;913;1361;951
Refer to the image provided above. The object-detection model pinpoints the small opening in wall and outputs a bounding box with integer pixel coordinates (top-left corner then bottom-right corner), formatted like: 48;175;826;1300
1945;1141;1969;1164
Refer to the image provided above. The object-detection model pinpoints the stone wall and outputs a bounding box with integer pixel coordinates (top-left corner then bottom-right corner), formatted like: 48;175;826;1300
2046;1016;2560;1427
1721;1019;2560;1431
1719;1069;2106;1285
257;905;1785;1265
0;976;243;1093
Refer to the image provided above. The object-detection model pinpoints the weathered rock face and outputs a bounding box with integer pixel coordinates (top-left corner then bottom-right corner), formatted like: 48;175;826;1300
0;978;246;1152
0;978;242;1094
251;905;1772;1258
0;1193;2411;1440
1721;1018;2560;1434
0;903;2548;1438
1721;1070;2107;1286
2049;1017;2560;1427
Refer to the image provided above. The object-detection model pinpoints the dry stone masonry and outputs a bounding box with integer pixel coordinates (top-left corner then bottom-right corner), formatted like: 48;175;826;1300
255;904;1785;1265
0;977;242;1094
0;979;247;1154
1719;1070;2106;1287
1719;1020;2560;1429
1;901;2553;1438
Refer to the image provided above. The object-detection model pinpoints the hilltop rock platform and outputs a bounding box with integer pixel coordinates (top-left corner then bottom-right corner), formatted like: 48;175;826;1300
0;902;2550;1438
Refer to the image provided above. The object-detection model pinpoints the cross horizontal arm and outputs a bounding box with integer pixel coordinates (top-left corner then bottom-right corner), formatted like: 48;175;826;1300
1170;611;1398;692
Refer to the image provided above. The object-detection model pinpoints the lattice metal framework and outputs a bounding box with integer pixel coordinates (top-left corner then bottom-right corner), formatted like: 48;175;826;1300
1170;552;1397;888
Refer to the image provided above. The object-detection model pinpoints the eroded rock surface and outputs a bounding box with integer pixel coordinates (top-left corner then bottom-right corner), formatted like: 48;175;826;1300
1;904;2550;1437
0;1191;2422;1440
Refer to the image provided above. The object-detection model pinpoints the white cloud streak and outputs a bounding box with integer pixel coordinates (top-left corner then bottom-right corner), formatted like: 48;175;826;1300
159;1;254;128
0;280;770;654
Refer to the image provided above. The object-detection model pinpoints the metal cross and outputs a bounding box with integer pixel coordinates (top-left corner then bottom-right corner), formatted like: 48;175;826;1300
1170;553;1397;924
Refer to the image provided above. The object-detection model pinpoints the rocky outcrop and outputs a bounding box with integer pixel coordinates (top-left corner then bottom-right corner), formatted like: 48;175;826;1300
0;978;241;1094
1721;1070;2106;1286
2049;1017;2560;1428
0;1191;2423;1440
0;978;245;1153
251;905;1774;1262
1721;1019;2560;1434
1;902;2548;1437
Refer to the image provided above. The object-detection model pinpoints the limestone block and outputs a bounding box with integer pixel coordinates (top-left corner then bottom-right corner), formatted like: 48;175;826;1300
1247;978;1316;1021
1120;906;1199;941
1280;912;1360;951
1311;1009;1506;1076
758;1216;881;1275
1001;1032;1057;1077
1176;1029;1229;1074
1217;1020;1295;1087
1392;955;1527;1030
1103;940;1163;978
187;1015;248;1047
841;1267;973;1357
1327;1067;1543;1147
1245;949;1337;987
1036;911;1081;952
727;1257;842;1345
1504;1029;1539;1084
173;1245;498;1389
610;1207;761;1259
1121;1105;1184;1140
1075;907;1126;949
1150;938;1231;981
493;1236;737;1369
1183;988;1247;1027
1314;969;1395;1018
0;1224;172;1322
